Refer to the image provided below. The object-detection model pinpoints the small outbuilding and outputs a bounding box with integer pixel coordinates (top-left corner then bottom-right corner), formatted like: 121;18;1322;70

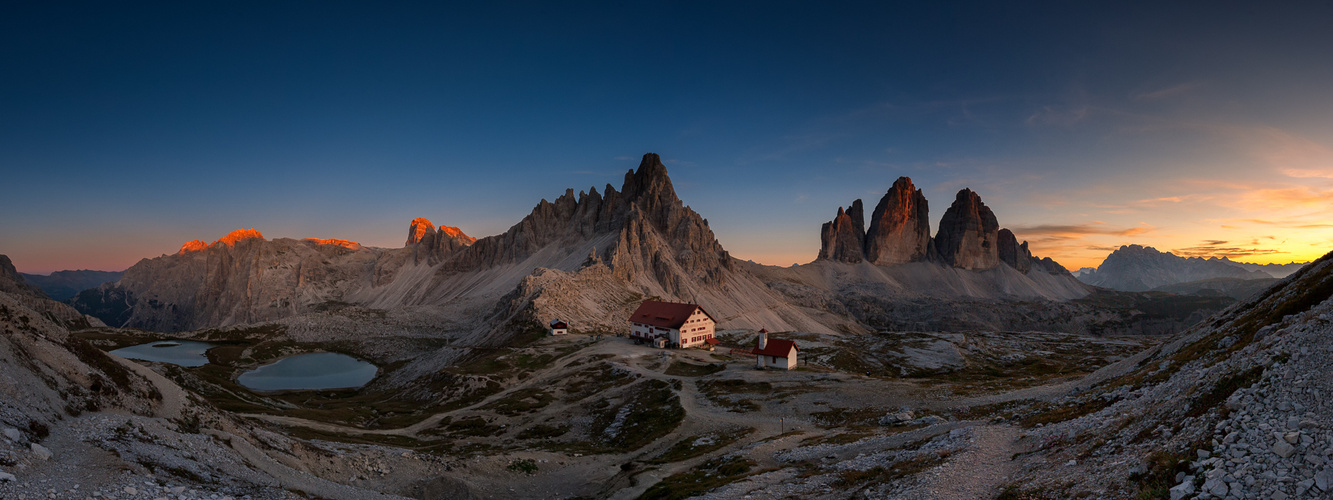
549;319;569;336
752;329;798;370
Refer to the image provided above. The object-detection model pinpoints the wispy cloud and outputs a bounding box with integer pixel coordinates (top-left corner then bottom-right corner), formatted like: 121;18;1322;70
1010;222;1153;238
1170;245;1285;258
1025;105;1091;126
1134;82;1204;101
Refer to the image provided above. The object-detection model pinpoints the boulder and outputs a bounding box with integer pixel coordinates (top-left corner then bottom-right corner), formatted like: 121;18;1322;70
30;442;51;460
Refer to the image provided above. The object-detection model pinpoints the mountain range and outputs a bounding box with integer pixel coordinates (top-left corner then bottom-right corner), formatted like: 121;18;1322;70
1077;244;1307;292
18;269;123;302
68;153;1095;338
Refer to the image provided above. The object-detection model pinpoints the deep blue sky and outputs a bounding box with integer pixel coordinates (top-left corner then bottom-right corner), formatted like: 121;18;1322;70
4;2;1333;273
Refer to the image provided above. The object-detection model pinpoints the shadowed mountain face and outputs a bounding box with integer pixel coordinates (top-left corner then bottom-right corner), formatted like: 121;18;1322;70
1078;245;1275;291
933;188;1000;270
19;270;124;302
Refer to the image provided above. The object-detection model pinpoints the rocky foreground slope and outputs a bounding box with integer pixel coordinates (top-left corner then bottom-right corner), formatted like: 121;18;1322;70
1001;248;1333;498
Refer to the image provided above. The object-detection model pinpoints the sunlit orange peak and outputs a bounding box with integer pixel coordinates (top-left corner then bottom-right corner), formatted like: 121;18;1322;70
213;228;265;247
305;238;361;250
178;240;207;254
439;225;477;244
407;217;435;245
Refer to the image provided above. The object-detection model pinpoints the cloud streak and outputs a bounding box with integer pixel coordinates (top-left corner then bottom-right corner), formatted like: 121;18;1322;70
1009;223;1153;238
1134;82;1203;101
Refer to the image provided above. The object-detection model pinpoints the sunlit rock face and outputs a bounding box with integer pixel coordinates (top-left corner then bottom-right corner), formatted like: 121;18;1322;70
178;240;207;254
818;201;866;263
864;177;932;265
406;217;476;265
406;218;433;245
304;238;361;250
934;189;1000;270
214;228;263;247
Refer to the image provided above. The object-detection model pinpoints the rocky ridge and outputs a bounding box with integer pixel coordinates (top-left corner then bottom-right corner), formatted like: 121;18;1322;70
18;269;124;302
817;178;1067;275
70;154;770;335
1080;245;1280;292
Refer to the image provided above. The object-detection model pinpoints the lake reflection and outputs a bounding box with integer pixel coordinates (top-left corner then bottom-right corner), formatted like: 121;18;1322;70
236;352;377;391
110;340;215;367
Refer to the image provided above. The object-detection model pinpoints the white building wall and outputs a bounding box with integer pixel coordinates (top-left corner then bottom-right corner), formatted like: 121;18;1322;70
630;308;716;348
677;309;716;348
755;350;797;370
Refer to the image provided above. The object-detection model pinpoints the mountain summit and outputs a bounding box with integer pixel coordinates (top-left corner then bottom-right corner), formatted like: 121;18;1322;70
817;178;1066;275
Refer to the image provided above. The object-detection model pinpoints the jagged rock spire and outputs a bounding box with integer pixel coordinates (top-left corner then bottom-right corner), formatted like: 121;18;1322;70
818;202;866;263
864;177;931;265
934;189;1000;270
818;177;931;265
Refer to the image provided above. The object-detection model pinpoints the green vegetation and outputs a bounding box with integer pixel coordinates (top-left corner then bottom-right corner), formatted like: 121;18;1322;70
1017;397;1119;428
649;427;754;464
810;406;886;427
637;456;757;500
563;362;636;402
517;423;570;440
834;454;944;488
1184;366;1263;418
664;361;725;377
507;458;539;474
593;379;686;452
696;379;774;413
1128;450;1194;499
482;387;557;416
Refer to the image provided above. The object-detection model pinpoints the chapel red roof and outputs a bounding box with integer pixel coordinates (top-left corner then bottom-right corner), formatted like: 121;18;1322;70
752;338;798;357
705;338;720;345
628;300;715;329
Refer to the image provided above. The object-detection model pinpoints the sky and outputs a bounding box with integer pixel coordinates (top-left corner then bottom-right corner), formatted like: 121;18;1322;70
3;2;1333;274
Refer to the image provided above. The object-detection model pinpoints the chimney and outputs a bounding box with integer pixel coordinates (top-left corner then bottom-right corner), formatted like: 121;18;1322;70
758;329;768;350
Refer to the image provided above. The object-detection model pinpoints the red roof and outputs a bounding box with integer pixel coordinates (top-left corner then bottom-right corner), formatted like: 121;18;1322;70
705;338;720;345
550;321;568;329
628;300;715;329
752;338;798;357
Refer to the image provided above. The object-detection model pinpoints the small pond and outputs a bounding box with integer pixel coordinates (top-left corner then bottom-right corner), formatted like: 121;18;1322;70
110;340;215;367
236;352;378;391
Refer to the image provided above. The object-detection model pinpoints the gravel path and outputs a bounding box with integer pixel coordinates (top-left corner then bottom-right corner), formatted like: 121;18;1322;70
897;424;1020;500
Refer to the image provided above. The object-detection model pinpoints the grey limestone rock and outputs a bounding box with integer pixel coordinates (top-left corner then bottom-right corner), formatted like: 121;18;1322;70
30;442;51;460
934;189;1000;270
863;177;931;265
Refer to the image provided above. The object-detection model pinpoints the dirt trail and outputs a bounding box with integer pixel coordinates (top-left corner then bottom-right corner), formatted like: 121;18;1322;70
899;424;1021;499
